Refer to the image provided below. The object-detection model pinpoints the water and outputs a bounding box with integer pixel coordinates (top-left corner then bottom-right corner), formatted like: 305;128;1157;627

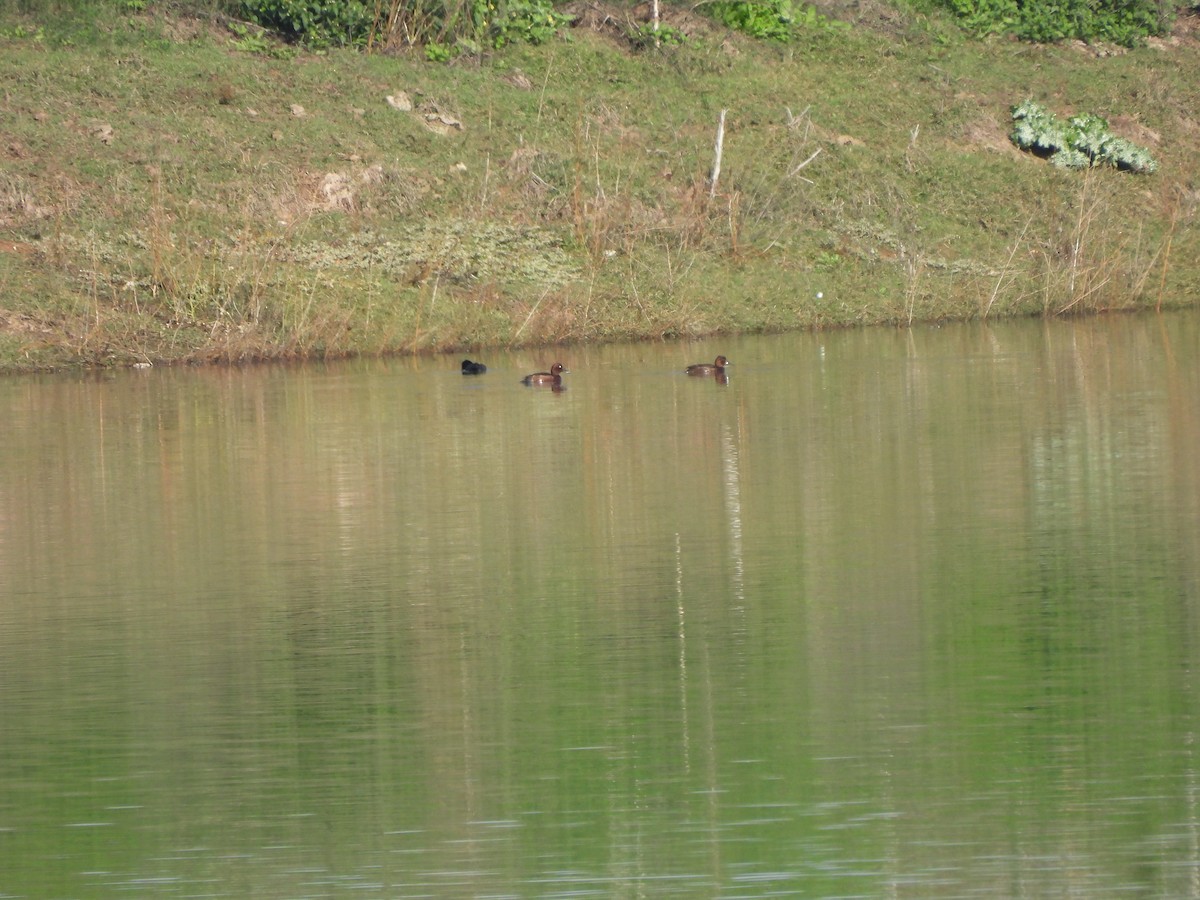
1;311;1198;898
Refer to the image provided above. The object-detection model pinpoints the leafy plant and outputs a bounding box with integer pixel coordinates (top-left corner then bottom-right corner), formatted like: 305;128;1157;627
795;2;849;32
1010;100;1157;174
486;0;572;47
813;250;843;272
424;39;453;61
627;22;687;49
378;0;571;58
0;22;46;40
704;0;848;41
240;0;373;48
927;0;1168;46
707;0;796;41
228;20;273;53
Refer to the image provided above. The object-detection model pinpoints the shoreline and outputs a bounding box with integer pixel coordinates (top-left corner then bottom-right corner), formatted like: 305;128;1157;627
1;6;1197;374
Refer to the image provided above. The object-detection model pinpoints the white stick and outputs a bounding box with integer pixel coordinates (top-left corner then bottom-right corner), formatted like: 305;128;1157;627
787;147;821;178
709;109;727;198
513;287;552;341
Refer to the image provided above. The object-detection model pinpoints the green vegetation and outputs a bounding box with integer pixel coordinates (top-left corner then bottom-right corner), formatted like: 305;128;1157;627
627;21;687;49
1010;100;1158;173
241;0;372;47
706;0;849;42
0;0;1197;371
237;0;1166;52
919;0;1170;46
235;0;574;52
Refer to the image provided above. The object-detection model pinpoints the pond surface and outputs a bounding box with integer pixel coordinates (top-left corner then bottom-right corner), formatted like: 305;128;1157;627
2;311;1199;898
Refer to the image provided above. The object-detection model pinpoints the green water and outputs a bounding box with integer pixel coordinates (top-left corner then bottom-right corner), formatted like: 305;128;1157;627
1;312;1198;898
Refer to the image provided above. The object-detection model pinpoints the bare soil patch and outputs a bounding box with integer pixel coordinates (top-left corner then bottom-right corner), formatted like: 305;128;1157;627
564;0;724;46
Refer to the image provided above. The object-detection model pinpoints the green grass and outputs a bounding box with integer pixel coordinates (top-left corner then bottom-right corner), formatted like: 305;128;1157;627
0;1;1197;371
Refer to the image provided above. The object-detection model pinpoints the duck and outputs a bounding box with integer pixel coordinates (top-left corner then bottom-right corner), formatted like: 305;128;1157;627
686;355;730;376
461;359;487;375
522;362;567;387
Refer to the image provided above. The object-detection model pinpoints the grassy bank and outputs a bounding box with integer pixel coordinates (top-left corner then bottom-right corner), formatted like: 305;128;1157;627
1;3;1197;371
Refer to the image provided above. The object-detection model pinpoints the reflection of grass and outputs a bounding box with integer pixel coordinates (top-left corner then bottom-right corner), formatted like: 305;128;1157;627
0;4;1196;370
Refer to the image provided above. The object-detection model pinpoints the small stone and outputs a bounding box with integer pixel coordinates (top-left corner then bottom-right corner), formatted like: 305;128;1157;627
423;111;463;135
